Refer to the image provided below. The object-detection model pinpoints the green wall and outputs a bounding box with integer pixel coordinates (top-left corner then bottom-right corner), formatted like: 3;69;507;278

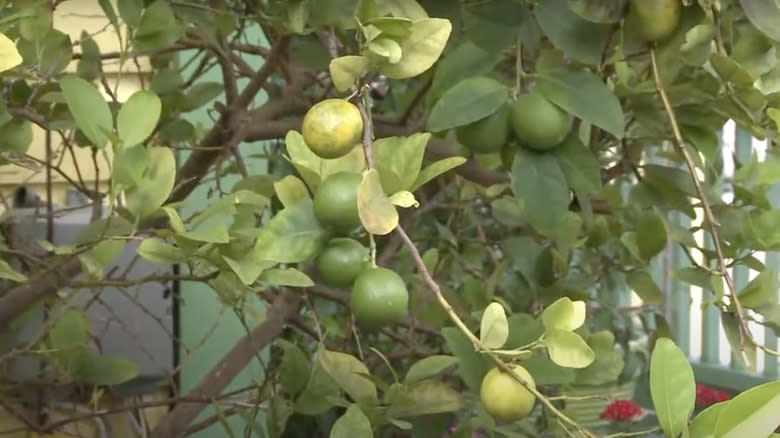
177;26;270;437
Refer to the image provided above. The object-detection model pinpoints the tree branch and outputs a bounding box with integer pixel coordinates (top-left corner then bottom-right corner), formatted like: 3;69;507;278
149;289;300;438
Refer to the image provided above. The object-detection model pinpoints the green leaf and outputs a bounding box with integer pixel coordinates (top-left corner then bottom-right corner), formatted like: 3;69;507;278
637;211;668;261
59;75;113;148
37;29;72;76
274;175;311;208
259;268;314;287
541;297;586;332
738;0;780;43
181;82;223;112
329;56;369;92
123;146;177;220
411;156;467;191
254;199;329;264
357;168;398;235
294;363;340;415
650;337;696;438
378;0;428;20
137;238;186;263
117;0;143;27
0;118;33;154
428;41;503;104
533;0;610;65
0;259;26;283
389;191;418;208
98;0;120;32
178;224;230;244
278;340;311;397
426;77;509;132
545;328;595;368
689;401;727;438
511;149;569;237
535;69;625;139
626;270;664;305
505;313;545;349
72;351;139;385
49;309;89;352
284;130;366;191
720;311;757;373
330;404;373;438
441;327;492;393
479;302;509;350
738;268;778;309
117;90;161;148
403;355;459;385
372;133;430;193
387;380;463;418
133;1;183;51
367;37;403;63
379;18;452;79
318;346;378;404
555;136;602;195
566;0;626;23
524;355;575;385
714;380;780;438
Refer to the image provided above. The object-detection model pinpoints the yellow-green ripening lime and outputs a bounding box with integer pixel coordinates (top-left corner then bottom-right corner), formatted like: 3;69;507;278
480;364;537;422
302;98;364;159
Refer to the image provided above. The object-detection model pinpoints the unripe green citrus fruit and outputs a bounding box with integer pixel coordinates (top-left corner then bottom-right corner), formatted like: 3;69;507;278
625;0;681;43
350;267;409;328
455;105;511;154
480;364;536;423
302;99;363;159
313;172;362;233
508;91;571;151
316;238;369;288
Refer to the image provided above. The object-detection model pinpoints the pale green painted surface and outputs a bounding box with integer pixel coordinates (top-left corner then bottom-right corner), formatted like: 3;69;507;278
176;26;270;437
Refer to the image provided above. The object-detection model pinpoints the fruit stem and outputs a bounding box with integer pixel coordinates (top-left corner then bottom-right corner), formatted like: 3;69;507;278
368;233;377;268
515;35;525;97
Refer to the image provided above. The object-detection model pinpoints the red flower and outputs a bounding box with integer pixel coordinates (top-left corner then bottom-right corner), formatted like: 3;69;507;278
696;383;730;407
600;400;643;422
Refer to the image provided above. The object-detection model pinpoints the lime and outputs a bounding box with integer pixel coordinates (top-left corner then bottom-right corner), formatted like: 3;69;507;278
313;172;362;233
316;238;369;288
302;98;363;159
350;267;409;328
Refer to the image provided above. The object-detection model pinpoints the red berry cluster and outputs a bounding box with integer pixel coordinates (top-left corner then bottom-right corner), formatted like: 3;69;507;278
696;383;729;407
600;399;643;422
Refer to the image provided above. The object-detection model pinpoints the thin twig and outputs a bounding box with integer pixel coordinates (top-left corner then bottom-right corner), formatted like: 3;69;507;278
354;82;595;438
649;49;759;352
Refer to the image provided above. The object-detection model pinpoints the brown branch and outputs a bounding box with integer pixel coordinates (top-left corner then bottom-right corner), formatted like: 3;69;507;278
149;289;300;438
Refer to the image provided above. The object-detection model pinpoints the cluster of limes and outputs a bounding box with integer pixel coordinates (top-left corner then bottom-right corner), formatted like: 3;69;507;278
455;89;573;164
301;99;410;329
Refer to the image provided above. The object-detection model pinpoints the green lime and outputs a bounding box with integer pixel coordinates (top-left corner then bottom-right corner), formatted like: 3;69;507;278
508;91;571;151
313;172;362;233
316;238;369;288
350;267;409;328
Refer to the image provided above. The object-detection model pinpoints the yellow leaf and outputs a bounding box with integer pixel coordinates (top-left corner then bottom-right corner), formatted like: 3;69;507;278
0;32;22;73
357;168;398;235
